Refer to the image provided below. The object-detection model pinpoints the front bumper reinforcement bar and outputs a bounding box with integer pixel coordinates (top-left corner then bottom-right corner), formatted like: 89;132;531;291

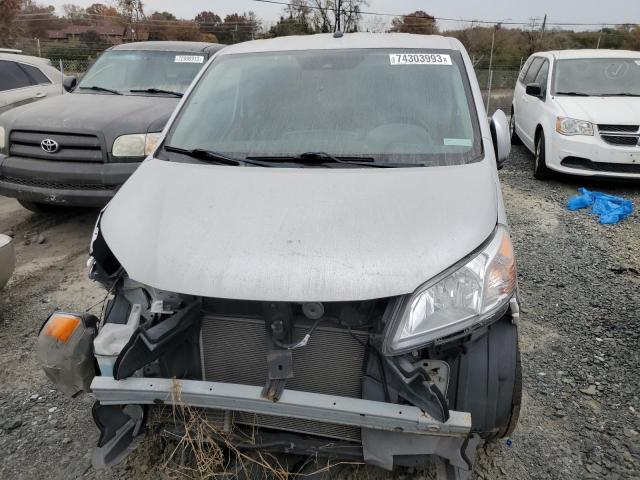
91;377;471;436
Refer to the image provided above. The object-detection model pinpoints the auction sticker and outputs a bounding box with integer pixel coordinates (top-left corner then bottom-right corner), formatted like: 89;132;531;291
389;53;452;65
175;55;205;63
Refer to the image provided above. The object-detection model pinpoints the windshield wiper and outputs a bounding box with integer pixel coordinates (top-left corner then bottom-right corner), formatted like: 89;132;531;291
555;91;590;96
247;152;418;168
164;145;272;167
78;85;122;95
130;88;183;97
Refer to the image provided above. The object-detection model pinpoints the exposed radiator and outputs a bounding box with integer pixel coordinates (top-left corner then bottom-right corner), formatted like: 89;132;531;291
200;315;367;442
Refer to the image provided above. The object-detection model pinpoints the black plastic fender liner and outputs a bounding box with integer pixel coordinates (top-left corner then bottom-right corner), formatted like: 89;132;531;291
92;402;145;468
113;300;201;380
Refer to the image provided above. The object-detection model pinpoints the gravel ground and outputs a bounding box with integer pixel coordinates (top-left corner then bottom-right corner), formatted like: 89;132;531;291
0;145;638;479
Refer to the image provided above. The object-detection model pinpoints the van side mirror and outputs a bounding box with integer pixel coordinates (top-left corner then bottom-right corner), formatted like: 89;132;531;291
63;75;77;92
490;109;511;169
526;83;542;98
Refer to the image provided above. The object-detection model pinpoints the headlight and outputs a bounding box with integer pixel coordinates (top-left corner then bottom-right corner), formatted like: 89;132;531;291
0;126;5;151
112;132;162;157
385;226;516;354
556;117;594;136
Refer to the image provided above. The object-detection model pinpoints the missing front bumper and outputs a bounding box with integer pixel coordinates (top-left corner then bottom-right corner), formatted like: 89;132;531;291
91;377;471;437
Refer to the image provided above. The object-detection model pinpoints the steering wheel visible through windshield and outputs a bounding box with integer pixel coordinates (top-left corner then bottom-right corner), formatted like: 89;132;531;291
77;50;206;95
164;48;482;167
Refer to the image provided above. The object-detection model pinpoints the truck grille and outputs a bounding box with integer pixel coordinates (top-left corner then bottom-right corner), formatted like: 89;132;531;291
200;315;368;442
0;175;117;191
597;125;640;147
9;130;104;162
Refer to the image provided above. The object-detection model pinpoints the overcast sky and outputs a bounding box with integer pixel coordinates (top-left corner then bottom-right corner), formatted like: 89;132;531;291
45;0;640;30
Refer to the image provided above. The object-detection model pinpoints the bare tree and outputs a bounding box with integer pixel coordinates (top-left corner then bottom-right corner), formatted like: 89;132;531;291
308;0;368;33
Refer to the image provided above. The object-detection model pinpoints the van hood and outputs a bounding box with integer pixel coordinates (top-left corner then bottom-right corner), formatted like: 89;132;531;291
554;96;640;125
1;93;178;146
100;158;498;302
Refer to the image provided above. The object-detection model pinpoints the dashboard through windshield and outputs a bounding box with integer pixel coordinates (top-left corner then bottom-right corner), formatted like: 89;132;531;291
164;48;482;167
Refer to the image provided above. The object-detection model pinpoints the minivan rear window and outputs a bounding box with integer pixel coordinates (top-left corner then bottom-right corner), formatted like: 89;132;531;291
165;49;482;167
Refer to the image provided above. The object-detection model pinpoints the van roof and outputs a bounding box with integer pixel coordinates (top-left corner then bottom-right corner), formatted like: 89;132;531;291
218;33;463;55
109;41;224;54
542;49;640;60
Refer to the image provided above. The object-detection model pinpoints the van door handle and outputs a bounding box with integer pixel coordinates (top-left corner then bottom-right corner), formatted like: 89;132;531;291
34;92;46;98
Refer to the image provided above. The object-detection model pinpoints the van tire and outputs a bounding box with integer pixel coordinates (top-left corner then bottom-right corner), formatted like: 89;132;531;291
533;131;552;180
498;343;522;439
509;108;521;145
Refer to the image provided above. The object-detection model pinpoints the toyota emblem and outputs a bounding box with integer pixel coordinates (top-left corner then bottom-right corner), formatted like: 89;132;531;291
41;138;59;153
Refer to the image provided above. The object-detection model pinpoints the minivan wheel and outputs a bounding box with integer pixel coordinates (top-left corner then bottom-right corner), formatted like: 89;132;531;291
509;109;521;145
533;132;552;180
498;344;522;439
18;200;67;214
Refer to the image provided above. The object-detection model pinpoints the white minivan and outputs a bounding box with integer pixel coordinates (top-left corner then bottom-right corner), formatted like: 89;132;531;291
510;49;640;180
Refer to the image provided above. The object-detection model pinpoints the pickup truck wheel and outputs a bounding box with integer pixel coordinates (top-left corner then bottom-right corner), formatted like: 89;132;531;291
533;132;552;180
18;200;66;214
509;108;522;145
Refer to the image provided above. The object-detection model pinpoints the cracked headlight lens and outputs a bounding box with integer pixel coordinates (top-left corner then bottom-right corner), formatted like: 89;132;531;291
556;117;594;136
386;226;516;354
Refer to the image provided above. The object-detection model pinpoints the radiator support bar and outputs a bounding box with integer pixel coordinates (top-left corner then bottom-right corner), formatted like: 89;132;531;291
91;377;471;437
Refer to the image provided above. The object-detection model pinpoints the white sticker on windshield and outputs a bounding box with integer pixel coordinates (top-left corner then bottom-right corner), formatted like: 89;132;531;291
635;60;640;66
444;138;472;147
389;53;452;65
175;55;205;64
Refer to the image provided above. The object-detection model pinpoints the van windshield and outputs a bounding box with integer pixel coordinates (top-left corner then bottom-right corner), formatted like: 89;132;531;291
164;49;482;166
554;58;640;96
77;50;206;95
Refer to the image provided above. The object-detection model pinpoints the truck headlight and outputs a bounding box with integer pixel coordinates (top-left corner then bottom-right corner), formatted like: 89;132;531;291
385;226;516;354
556;117;594;136
0;126;5;151
112;132;162;157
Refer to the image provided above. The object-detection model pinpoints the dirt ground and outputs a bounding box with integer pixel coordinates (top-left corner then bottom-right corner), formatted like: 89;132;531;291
0;145;638;479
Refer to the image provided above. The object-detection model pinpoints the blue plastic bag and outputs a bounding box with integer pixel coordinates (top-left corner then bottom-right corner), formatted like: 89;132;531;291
567;188;633;225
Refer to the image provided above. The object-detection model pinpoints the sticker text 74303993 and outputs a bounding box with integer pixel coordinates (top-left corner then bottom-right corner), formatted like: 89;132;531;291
389;53;452;66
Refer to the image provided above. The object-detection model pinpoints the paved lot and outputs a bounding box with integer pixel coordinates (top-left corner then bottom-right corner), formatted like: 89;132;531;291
0;145;638;479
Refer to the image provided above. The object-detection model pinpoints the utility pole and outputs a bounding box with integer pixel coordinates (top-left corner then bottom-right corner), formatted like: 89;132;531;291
539;14;547;46
486;26;496;113
596;24;604;48
34;38;41;57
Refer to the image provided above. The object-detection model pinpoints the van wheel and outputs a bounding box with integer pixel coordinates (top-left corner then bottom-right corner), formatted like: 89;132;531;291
533;132;552;180
498;344;522;438
509;108;521;145
18;200;66;214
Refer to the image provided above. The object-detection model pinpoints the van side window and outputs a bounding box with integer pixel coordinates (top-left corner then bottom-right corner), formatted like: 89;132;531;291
534;60;549;96
518;57;534;83
523;57;544;85
20;63;52;85
0;60;33;91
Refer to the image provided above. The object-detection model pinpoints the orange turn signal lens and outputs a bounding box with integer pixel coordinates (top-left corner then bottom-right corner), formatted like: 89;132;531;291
43;313;81;343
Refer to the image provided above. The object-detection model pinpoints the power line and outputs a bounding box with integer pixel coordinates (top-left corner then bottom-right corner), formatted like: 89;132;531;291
249;0;640;27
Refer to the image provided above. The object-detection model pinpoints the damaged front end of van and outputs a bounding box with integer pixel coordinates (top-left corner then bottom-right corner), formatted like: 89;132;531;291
37;33;520;480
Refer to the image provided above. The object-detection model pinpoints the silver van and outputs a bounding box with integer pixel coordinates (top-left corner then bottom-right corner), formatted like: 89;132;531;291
39;33;518;479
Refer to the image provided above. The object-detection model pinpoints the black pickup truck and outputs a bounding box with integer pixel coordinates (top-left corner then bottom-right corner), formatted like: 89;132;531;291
0;41;223;212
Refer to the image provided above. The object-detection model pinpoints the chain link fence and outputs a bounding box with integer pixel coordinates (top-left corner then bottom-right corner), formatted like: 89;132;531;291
46;57;517;115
